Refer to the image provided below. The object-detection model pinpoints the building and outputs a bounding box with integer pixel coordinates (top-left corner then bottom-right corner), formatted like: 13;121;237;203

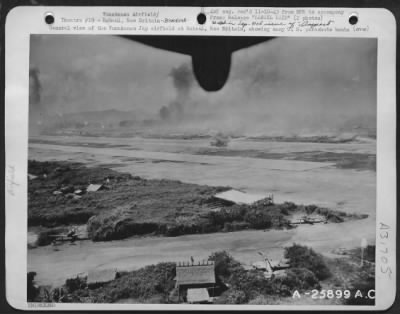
187;288;212;304
175;261;216;303
86;184;103;192
213;189;273;206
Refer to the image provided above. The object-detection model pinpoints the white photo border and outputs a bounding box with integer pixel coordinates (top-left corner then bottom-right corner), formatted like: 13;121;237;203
5;6;397;311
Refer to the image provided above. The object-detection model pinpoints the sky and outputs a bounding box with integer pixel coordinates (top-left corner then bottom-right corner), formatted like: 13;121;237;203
30;35;377;135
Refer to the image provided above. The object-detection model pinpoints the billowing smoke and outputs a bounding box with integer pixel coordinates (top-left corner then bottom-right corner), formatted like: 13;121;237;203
160;63;194;121
29;35;377;137
179;37;377;137
29;67;45;133
29;68;41;107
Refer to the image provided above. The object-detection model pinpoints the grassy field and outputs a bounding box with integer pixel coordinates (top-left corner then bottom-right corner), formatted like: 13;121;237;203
28;161;368;244
28;160;226;227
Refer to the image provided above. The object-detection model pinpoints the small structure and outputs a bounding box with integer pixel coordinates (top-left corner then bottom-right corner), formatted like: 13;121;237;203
210;134;230;147
87;269;119;288
289;215;327;226
60;185;74;194
251;261;274;279
251;252;290;279
175;261;216;303
187;288;212;304
272;269;287;279
86;184;103;193
213;189;272;206
270;258;290;270
331;247;350;256
252;261;273;272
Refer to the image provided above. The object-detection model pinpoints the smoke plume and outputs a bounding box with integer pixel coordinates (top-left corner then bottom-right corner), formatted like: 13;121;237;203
29;67;45;134
160;63;194;121
29;35;377;137
29;68;41;107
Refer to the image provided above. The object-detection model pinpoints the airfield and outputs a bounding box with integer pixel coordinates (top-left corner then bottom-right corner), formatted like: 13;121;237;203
28;135;376;287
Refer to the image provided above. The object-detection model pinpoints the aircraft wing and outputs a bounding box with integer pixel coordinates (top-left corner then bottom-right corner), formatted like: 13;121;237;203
120;36;275;91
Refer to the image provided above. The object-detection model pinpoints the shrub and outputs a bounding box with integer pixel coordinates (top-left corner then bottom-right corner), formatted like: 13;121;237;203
87;208;160;241
229;269;274;300
209;251;321;302
284;244;331;280
90;262;176;303
221;289;247;304
65;276;87;293
164;224;200;237
248;295;270;305
280;202;297;214
199;223;218;234
223;222;232;231
223;221;250;232
304;204;318;214
208;251;242;279
280;207;289;215
271;268;320;296
244;211;273;229
63;262;176;303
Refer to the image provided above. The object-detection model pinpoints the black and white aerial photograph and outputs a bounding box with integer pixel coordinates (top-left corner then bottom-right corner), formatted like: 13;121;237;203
27;35;376;305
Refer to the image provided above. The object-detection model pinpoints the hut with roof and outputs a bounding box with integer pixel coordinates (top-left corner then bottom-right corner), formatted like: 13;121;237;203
211;189;273;208
175;260;216;303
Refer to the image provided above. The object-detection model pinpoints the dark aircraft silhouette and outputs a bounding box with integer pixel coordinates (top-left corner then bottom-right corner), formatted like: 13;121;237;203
121;36;274;91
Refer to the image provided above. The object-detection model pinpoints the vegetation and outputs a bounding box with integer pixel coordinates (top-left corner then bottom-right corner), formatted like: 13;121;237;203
28;160;226;229
65;276;87;293
211;250;321;304
36;226;69;246
64;263;176;303
284;244;331;280
85;200;364;242
30;245;374;305
272;268;320;296
38;249;320;303
349;244;375;263
325;245;375;306
29;161;367;244
28;160;132;226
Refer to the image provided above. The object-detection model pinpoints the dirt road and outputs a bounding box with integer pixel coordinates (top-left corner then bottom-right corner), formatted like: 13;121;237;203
29;218;374;287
